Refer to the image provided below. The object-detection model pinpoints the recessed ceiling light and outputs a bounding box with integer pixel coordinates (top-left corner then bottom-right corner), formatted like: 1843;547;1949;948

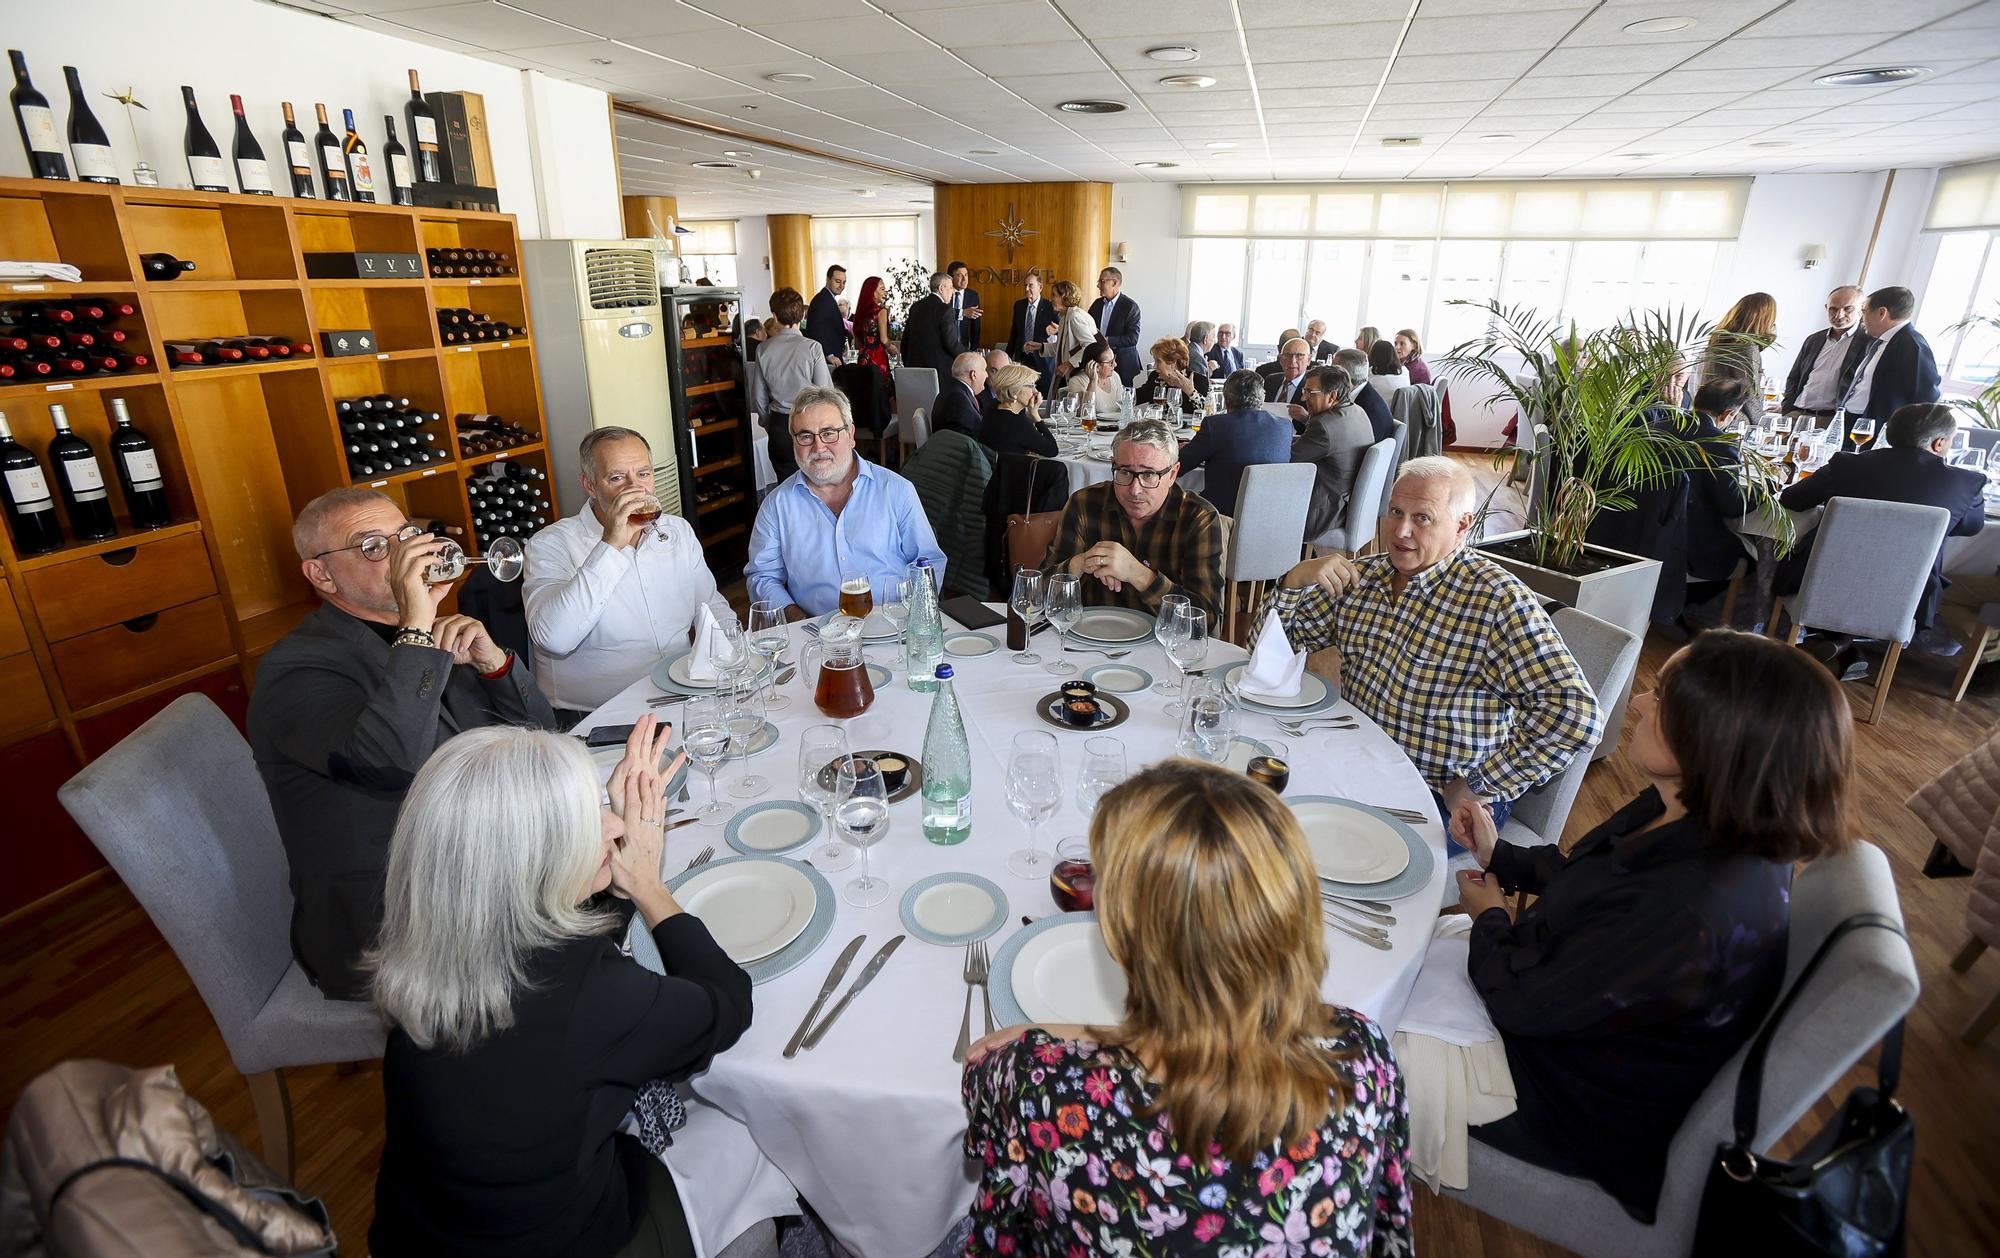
970;148;1000;155
589;57;614;66
739;104;759;111
1158;74;1216;88
856;189;876;197
1619;152;1660;159
722;150;751;157
1749;140;1794;149
1145;45;1201;62
691;160;738;169
1057;99;1127;114
1623;16;1696;34
1205;141;1238;149
1478;133;1518;141
1814;66;1930;86
1133;160;1179;169
1380;136;1422;148
766;71;815;83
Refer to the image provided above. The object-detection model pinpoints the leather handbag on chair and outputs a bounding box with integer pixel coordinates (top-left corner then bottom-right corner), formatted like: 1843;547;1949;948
1005;453;1064;573
1694;913;1914;1257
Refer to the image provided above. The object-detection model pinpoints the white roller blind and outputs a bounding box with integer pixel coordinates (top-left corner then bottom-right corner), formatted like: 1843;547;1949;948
679;220;737;254
1182;178;1750;241
1926;158;2000;232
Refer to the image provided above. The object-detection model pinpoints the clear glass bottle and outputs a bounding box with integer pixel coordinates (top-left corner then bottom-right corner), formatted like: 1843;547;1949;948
920;663;972;846
903;556;943;693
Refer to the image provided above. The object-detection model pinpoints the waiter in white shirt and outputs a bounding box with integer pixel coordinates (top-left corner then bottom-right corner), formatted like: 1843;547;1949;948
1779;285;1868;419
524;426;732;721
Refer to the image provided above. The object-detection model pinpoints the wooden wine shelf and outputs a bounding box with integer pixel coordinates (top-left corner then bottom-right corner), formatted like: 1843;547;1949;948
145;279;301;292
685;380;734;398
702;522;750;548
682;334;731;348
0;371;166;403
2;280;143;296
696;491;748;515
690;419;738;437
8;521;204;572
692;454;743;478
306;278;428;290
462;442;548;471
446;339;531;354
166;358;320;381
428;277;520;289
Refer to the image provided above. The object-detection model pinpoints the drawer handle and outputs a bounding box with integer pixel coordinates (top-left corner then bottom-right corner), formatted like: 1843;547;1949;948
98;547;140;568
121;613;161;633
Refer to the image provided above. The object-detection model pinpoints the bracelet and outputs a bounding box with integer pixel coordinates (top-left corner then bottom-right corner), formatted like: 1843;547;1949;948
392;627;436;649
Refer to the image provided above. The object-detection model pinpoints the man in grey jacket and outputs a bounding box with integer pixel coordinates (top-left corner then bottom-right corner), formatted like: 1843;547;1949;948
1292;364;1377;539
247;488;556;1000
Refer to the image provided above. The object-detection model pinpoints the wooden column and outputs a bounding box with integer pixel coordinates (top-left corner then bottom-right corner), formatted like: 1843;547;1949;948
933;182;1112;319
621;195;680;242
768;214;816;298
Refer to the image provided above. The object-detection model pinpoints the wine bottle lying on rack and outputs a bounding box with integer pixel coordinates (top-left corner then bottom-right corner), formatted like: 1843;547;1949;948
0;410;65;554
142;252;197;280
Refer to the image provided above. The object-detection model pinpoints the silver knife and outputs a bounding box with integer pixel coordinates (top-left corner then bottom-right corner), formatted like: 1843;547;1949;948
800;935;905;1051
783;935;867;1059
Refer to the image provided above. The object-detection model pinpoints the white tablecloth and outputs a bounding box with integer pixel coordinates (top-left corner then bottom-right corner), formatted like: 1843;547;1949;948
1052;435;1205;496
581;615;1445;1256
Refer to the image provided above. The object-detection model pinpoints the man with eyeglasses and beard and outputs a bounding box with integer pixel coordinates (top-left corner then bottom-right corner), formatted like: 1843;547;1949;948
745;384;946;621
1043;418;1225;621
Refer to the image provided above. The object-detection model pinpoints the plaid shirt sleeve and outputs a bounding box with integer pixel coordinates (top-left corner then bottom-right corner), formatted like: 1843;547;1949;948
1467;586;1604;800
1042;491;1094;576
1145;496;1225;621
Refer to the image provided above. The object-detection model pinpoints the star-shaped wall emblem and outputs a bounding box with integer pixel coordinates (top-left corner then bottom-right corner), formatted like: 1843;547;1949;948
983;203;1039;262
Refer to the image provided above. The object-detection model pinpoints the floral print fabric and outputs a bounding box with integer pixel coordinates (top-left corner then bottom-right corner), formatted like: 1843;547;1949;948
961;1013;1413;1256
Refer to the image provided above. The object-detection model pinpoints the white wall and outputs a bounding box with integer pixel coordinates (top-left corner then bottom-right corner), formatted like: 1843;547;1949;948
732;214;775;320
1110;183;1189;345
524;73;620;240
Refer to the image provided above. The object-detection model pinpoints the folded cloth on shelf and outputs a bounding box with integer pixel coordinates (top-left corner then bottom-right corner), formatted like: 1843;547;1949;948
686;605;733;682
1239;609;1307;699
1392;914;1517;1192
0;261;84;282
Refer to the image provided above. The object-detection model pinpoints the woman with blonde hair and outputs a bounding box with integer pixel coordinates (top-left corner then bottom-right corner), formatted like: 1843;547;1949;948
1044;278;1099;386
1703;292;1778;423
976;362;1057;457
1135;334;1211;414
960;759;1412;1252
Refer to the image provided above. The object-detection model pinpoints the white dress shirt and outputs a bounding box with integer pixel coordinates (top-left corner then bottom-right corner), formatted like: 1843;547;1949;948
1842;321;1905;416
523;502;732;710
1793;326;1860;411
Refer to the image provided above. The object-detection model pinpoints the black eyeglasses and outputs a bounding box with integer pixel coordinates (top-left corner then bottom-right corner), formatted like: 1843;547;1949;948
1111;465;1174;487
792;424;851;448
312;521;424;562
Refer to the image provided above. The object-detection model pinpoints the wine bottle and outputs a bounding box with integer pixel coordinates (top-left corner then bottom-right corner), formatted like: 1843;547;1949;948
341;108;375;203
229;94;272;195
63;66;117;183
47;405;116;539
0;411;65;553
382;115;413;206
278;102;314;198
140;252;196;281
9;50;67;180
313;103;349;201
180;86;228;192
107;398;171;529
405;69;441;182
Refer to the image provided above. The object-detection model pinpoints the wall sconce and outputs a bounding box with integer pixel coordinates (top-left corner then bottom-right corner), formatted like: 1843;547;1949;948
1113;241;1131;263
1802;244;1826;270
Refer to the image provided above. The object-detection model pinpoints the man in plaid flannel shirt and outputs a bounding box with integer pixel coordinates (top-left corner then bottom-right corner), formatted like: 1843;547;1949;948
1045;419;1226;622
1255;456;1602;844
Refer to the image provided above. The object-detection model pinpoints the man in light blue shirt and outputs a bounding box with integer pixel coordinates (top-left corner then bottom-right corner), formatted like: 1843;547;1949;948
745;384;946;618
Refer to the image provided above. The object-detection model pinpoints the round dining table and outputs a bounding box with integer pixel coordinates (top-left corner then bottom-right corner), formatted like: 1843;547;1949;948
1050;430;1207;496
577;608;1446;1257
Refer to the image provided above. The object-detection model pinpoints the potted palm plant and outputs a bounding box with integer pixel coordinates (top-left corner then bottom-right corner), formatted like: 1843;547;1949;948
1944;307;2000;429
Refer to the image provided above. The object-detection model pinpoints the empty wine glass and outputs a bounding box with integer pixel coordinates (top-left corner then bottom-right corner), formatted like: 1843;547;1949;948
877;575;911;645
1075;735;1127;816
680;695;732;825
1010;567;1047;665
798;724;854;871
725;681;768;798
1044;571;1083;676
1005;730;1063;879
1164;606;1209;717
1177;676;1239;764
746;600;790;711
1152;592;1191;694
1949;428;1971;462
423;535;525;583
835;757;891;908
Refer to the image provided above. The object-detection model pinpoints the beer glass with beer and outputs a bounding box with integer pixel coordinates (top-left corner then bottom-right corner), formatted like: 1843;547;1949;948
838;573;873;620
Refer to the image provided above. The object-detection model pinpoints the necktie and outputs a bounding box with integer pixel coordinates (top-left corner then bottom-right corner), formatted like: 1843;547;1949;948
1838;339;1882;413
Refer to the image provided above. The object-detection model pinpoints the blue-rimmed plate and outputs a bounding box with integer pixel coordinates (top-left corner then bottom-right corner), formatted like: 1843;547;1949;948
627;855;835;986
864;661;894;689
898;872;1009;946
731;719;781;758
1082;662;1153;693
809;610;902;644
725;799;820;856
650;646;775;693
942;631;1000;659
1221;660;1344;716
1286;796;1435;901
1218;735;1275;773
989;912;1128;1028
1067;607;1154;645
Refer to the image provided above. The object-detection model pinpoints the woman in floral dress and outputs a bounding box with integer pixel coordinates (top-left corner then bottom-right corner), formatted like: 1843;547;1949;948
960;760;1413;1256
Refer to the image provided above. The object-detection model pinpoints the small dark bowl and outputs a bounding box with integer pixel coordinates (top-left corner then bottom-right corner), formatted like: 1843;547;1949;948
874;754;909;792
1060;681;1098;699
1062;698;1103;727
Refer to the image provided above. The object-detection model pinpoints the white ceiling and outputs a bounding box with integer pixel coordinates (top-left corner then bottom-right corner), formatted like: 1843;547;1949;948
285;0;2000;215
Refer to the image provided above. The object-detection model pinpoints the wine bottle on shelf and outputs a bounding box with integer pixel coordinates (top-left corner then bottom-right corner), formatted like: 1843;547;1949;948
140;252;196;281
164;340;246;366
341;108;376;203
181;87;229;192
47;405;116;540
9;50;67;180
313;103;349;201
405;69;441;183
278;102;315;198
229;94;272;195
0;411;65;554
62;66;118;183
382;115;414;206
108;398;171;529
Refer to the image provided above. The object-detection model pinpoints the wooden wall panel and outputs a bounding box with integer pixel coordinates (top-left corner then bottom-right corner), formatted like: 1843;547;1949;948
621;195;679;241
768;214;815;299
933;182;1112;338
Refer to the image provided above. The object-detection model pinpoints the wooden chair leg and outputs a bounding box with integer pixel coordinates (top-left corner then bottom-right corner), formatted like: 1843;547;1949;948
1721;576;1740;626
1965;989;2000;1044
1224;580;1238;643
1949;627;1993;703
1864;641;1902;724
1765;597;1786;640
1953;936;1988;973
246;1068;296;1183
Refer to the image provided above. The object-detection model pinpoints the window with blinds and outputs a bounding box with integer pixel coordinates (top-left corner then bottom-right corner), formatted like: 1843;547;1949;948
810;215;921;289
1926;158;2000;233
678;220;739;285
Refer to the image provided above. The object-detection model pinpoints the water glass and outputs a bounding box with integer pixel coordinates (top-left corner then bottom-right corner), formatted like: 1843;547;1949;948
877;574;911;644
1044;571;1083;676
1005;730;1063;879
747;599;790;711
835;757;891;908
1164;606;1209;717
1176;676;1238;764
798;724;854;871
725;681;768;798
1152;593;1190;694
1075;735;1127;816
1010;567;1047;665
681;695;732;825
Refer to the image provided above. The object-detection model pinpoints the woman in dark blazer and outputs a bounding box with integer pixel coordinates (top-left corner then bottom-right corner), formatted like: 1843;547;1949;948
1681;377;1759;584
975;363;1058;458
1448;631;1850;1224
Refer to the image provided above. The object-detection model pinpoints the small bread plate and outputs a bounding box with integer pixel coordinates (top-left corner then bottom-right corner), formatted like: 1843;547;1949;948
1037;691;1130;732
1221;660;1344;717
1219;735;1277;774
1287;796;1435;901
724;799;821;857
864;661;894;689
1067;607;1155;645
989;912;1129;1026
898;872;1009;946
942;631;1000;658
815;749;924;804
651;646;775;694
1082;662;1154;693
628;856;834;985
731;719;781;758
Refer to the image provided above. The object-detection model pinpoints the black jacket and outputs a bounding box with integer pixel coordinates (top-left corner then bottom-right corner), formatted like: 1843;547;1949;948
976;405;1059;459
930;379;983;438
1135;366;1211;413
1005;296;1056;370
1354;380;1395;443
1088;292;1143;384
1779;327;1869;413
1258;363;1309;407
1681;414;1755;582
247;605;556;1000
1777;443;1986;630
900;292;962;374
805;287;845;364
1472;788;1793;1221
1849;324;1942;423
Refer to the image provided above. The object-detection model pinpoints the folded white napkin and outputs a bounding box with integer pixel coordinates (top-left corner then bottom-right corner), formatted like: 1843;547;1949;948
686;605;731;682
1239;609;1307;699
1393;916;1517;1191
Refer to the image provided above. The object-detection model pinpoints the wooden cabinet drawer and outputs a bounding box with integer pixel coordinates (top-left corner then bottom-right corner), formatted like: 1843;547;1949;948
0;581;29;657
0;651;56;741
25;532;218;641
49;597;232;711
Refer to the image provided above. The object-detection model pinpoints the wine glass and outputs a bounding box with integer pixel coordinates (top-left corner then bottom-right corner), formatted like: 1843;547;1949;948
1010;567;1047;665
1164;606;1209;717
1177;676;1239;764
680;695;732;825
423;535;525;583
1044;571;1083;676
1004;730;1063;879
725;680;768;798
1850;416;1877;450
1075;735;1127;816
798;724;854;871
877;575;911;645
834;757;891;908
1152;592;1190;694
746;599;790;711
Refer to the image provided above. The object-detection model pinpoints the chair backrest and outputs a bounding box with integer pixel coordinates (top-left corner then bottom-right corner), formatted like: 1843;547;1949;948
1964;426;1999;459
894;366;939;447
1389;417;1408;471
905;407;931;449
1647;841;1917;1251
57;696;295;1064
1224;462;1315;582
1509;607;1642;839
1310;436;1396;553
1791;497;1951;642
1392;383;1440;459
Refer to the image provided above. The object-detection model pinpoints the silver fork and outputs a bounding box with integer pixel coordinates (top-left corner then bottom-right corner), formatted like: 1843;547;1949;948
1318;892;1396;926
973;940;995;1037
1366;804;1432;825
1062;645;1131;658
952;944;980;1063
1277;718;1358;733
681;845;716;872
1323;912;1393;950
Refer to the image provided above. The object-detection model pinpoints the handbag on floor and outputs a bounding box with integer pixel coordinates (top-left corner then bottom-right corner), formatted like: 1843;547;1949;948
1692;912;1913;1257
1005;453;1063;573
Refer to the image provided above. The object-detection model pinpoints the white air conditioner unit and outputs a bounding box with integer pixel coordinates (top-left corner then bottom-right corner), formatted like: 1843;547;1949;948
521;239;682;519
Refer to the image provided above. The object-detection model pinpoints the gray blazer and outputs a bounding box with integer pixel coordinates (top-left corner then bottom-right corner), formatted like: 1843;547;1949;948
1293;403;1376;537
247;603;556;999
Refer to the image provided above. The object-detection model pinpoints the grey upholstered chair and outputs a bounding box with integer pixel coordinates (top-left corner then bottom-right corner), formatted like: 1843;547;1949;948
889;366;939;460
57;694;387;1182
1767;497;1951;724
1388;417;1409;482
1310;437;1396;556
1936;594;2000;702
1220;462;1314;641
1444;840;1918;1257
1502;607;1643;850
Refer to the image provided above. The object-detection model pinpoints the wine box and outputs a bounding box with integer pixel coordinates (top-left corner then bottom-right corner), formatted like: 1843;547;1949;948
460;91;495;187
424;91;478;185
319;328;378;356
303;251;425;279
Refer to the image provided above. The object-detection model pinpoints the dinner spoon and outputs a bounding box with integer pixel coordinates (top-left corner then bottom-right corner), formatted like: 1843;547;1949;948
1062;645;1132;658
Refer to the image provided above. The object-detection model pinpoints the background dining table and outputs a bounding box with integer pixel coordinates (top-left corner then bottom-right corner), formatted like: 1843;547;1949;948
1729;496;2000;622
1050;430;1208;496
576;607;1446;1257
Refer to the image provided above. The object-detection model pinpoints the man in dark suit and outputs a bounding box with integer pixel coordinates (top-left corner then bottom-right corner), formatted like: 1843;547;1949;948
946;260;984;351
248;489;556;1000
1005;273;1055;378
1838;285;1942;447
1305;319;1339;364
1207;322;1246;376
805;264;848;366
1088;266;1143;384
931;352;987;438
1780;284;1869;418
1259;337;1314;409
900;271;963;375
1334;347;1395;442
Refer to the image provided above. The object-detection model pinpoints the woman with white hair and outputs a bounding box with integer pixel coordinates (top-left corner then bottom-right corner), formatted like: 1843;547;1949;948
369;716;751;1257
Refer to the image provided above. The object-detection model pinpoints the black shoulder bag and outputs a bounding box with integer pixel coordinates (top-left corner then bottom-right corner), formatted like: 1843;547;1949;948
1692;912;1913;1257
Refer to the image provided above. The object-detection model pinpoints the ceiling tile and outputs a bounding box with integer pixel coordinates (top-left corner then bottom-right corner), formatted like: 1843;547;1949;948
1092;34;1246;72
1532;41;1709;75
899;2;1051;44
999;71;1132;100
1502;72;1650;98
689;0;878;18
1054;0;1238;37
1403;9;1593;55
1244;22;1406;64
1744;0;1977;37
1630;66;1807;94
769;14;940;56
501;0;732;38
955;40;1107;75
1675;34;1886;72
1141;90;1258;114
1930;1;2000;29
1377;79;1512;104
627;26;790;67
1560;2;1774;47
365;1;592;49
1388;50;1542;82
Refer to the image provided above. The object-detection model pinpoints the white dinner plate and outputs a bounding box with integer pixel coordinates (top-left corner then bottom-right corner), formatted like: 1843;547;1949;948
943;631;999;657
1219;736;1275;774
898;873;1008;945
1010;918;1129;1024
1082;663;1153;693
673;858;818;964
663;650;773;692
1222;661;1330;709
1290;797;1413;885
1069;608;1154;644
808;611;902;644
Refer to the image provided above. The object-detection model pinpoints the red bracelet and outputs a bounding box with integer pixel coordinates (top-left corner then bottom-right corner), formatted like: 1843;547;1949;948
480;652;515;680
